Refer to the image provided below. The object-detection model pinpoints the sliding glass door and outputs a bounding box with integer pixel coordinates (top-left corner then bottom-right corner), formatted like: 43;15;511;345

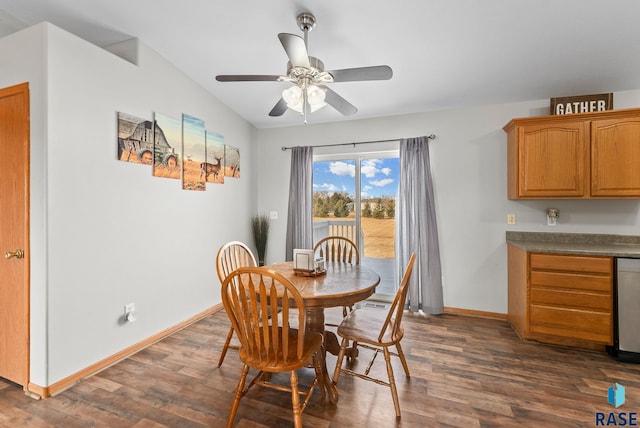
313;151;399;299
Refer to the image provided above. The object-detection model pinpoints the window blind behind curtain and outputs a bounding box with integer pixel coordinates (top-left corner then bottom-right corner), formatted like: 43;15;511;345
285;146;314;261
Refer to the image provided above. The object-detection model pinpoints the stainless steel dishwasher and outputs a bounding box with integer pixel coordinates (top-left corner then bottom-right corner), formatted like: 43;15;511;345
615;258;640;363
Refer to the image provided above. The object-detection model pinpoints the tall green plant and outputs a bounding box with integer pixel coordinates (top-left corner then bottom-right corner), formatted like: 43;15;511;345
251;213;270;266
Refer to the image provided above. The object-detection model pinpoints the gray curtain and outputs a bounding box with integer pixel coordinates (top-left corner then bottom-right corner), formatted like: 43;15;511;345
285;146;314;261
398;136;443;314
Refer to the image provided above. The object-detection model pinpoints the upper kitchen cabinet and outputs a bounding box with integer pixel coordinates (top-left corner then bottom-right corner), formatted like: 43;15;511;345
504;108;640;199
591;116;640;196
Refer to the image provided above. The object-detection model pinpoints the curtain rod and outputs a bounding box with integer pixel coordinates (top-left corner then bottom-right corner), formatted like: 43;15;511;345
280;134;436;151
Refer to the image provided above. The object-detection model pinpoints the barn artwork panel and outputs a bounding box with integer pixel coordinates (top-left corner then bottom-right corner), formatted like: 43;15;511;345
181;114;206;191
117;112;153;164
153;113;181;179
224;145;240;178
205;131;225;185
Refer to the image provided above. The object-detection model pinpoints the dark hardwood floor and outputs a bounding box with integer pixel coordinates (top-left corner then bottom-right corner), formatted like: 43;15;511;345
1;308;639;427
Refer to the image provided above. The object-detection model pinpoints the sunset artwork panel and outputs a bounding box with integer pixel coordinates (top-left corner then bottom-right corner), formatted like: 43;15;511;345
225;145;240;178
181;114;206;191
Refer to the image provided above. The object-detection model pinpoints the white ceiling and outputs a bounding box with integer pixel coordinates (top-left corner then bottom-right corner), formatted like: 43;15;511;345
1;0;640;129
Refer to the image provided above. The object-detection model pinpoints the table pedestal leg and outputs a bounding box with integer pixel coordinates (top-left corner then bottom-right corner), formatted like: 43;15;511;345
306;308;338;404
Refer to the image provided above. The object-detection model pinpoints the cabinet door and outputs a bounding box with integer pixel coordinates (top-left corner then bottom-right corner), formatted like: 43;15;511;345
591;117;640;197
516;121;589;198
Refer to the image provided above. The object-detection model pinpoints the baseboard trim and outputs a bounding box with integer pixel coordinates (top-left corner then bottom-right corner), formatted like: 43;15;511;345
443;307;507;320
31;304;221;398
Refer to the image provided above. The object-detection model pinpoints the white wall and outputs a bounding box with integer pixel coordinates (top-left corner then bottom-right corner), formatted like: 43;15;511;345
1;23;257;387
256;92;640;315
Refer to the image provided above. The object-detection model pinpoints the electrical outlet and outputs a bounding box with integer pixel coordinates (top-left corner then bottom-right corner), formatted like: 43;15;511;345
507;214;516;225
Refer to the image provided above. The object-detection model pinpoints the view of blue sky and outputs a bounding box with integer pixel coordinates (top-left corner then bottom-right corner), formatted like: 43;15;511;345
313;157;400;199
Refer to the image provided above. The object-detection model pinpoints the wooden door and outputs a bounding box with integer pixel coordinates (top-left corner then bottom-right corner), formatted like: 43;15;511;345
515;120;589;198
591;117;640;197
0;82;30;388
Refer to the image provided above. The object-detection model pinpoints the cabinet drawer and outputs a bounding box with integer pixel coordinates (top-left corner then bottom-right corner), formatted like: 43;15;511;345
529;305;612;344
530;253;612;274
530;270;611;293
530;288;612;311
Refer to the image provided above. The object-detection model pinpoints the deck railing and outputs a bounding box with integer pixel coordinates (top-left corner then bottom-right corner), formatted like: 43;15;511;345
313;220;397;296
312;220;361;247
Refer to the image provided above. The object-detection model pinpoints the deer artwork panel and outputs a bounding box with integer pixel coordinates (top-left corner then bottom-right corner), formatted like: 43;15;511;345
204;130;225;185
181;114;206;191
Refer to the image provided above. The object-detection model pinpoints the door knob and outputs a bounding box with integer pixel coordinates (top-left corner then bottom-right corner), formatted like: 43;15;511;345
5;249;24;259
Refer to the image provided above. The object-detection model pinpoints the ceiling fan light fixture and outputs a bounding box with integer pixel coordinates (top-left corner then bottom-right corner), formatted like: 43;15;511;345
282;85;327;113
307;84;326;107
282;85;303;111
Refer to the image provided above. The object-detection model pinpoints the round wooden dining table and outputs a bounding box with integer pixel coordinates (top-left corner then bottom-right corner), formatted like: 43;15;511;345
264;261;380;404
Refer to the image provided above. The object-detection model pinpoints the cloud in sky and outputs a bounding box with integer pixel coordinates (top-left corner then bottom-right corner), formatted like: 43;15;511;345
361;159;395;178
329;161;355;177
370;178;394;187
361;159;381;178
314;182;340;192
315;157;399;198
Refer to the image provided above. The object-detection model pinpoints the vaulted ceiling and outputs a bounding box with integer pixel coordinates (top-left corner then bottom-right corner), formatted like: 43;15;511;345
1;0;640;128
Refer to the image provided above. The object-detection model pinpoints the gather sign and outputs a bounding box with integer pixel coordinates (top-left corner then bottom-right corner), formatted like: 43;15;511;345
550;93;613;115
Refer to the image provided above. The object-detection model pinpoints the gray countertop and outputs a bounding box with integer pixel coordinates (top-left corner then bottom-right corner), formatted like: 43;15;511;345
506;231;640;258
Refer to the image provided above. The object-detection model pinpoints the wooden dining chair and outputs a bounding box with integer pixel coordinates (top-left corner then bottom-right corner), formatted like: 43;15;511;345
314;236;360;318
221;267;325;428
332;253;416;418
314;235;360;266
215;241;257;367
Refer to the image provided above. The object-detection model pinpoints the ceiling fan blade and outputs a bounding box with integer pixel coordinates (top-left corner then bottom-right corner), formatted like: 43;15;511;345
269;98;288;117
216;75;281;82
321;86;358;116
328;66;393;82
278;33;310;68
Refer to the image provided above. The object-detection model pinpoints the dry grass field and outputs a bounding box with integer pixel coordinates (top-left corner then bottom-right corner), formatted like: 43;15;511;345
119;154;237;185
153;163;180;179
119;149;151;164
182;160;205;191
361;216;395;258
314;213;395;258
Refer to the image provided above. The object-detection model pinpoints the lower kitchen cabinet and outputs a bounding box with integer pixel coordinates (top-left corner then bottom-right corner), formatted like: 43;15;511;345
508;245;613;349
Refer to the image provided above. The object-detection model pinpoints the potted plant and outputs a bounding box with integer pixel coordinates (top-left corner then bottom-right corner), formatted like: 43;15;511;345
251;213;270;266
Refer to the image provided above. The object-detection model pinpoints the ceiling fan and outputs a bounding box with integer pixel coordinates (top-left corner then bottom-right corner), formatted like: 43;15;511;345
215;12;393;123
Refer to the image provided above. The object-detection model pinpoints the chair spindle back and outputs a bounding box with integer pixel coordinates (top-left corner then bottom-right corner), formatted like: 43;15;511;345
314;236;360;265
216;241;257;283
222;267;307;364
